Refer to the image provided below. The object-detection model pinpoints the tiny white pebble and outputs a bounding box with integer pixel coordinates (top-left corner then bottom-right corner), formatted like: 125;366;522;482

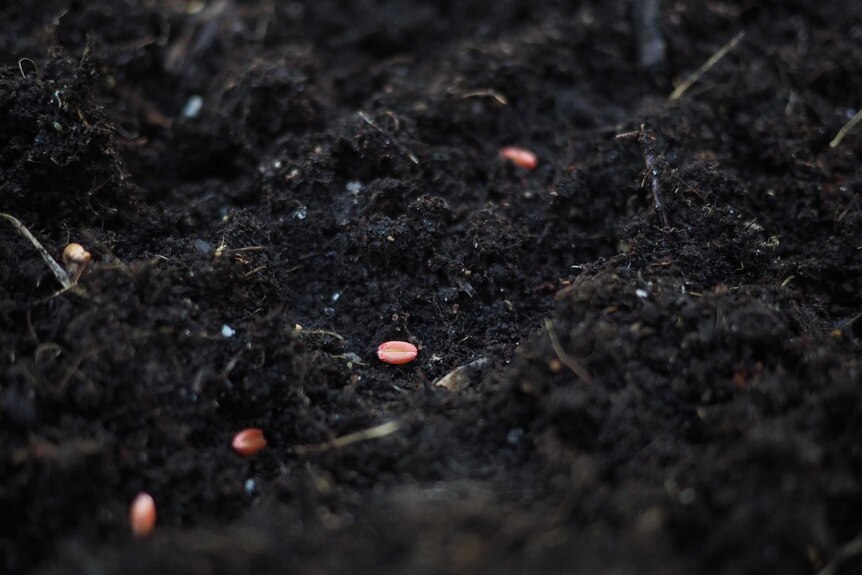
346;181;363;193
331;292;341;302
506;428;525;445
182;95;203;118
244;478;256;495
680;488;696;505
636;289;649;299
221;325;236;338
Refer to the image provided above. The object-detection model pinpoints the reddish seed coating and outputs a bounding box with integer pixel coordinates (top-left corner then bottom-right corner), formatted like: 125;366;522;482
500;146;538;170
129;492;156;538
377;341;418;365
232;428;267;456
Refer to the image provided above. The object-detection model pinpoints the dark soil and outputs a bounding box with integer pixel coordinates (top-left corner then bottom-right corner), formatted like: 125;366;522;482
1;1;861;573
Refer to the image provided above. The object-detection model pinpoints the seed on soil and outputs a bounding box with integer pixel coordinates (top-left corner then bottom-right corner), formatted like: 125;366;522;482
232;428;267;456
377;341;418;365
62;243;91;266
129;492;156;538
499;146;537;170
62;242;92;284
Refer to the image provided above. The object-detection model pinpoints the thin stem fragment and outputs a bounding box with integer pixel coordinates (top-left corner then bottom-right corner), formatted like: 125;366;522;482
829;107;862;148
0;213;72;289
669;31;745;101
293;421;402;455
544;319;593;385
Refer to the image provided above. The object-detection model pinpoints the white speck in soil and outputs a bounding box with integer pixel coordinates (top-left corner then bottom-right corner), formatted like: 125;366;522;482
507;428;525;445
181;95;203;118
636;289;649;299
221;324;236;338
679;488;696;505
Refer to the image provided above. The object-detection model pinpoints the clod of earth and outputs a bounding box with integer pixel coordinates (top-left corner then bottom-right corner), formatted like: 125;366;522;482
129;493;156;539
377;341;419;365
231;428;267;457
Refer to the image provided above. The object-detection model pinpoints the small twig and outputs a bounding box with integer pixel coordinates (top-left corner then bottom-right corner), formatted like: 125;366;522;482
293;421;401;455
458;89;508;105
638;127;672;229
669;31;745;101
0;213;71;290
222;245;265;254
433;357;490;391
615;130;641;141
241;265;267;278
59;347;102;388
292;325;345;341
816;531;862;575
18;58;40;80
829;107;862;148
544;319;593;384
358;111;419;165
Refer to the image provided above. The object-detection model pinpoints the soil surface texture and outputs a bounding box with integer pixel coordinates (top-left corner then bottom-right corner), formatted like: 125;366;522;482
1;1;861;574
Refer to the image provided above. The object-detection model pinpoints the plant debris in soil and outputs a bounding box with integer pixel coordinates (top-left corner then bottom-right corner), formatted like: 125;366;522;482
1;1;861;574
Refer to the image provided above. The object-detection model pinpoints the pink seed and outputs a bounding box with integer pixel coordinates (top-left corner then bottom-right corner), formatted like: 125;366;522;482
500;146;537;170
129;492;156;538
377;341;418;365
232;428;267;457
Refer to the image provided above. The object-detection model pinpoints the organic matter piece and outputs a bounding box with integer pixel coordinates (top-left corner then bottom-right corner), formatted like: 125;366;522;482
232;428;267;456
294;421;402;455
669;31;745;101
0;213;72;290
500;147;537;170
377;341;418;365
129;492;156;538
830;107;862;148
433;357;490;391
